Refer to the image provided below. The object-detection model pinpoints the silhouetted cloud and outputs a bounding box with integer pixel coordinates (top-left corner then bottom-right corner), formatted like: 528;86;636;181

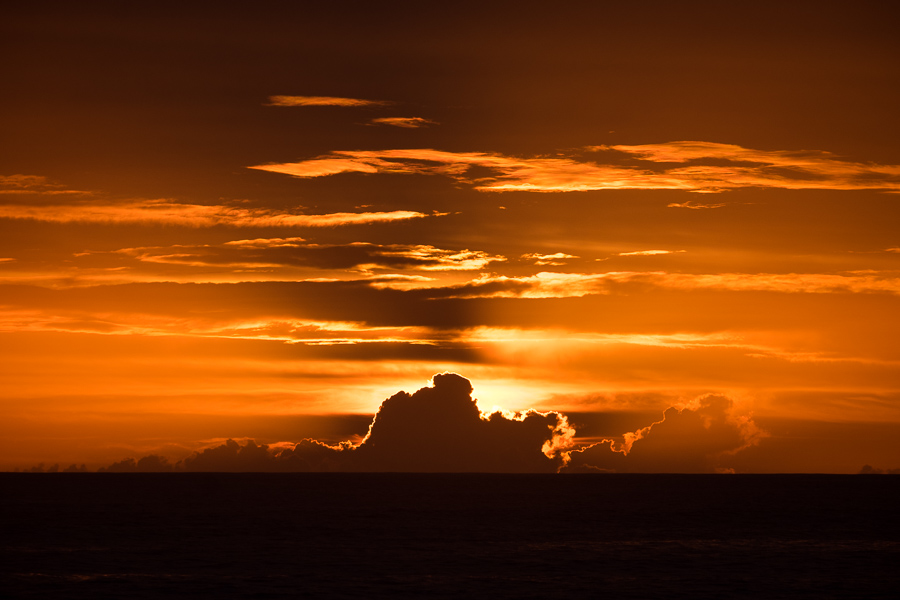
858;464;900;474
563;394;765;473
266;95;391;107
97;374;575;473
248;143;900;193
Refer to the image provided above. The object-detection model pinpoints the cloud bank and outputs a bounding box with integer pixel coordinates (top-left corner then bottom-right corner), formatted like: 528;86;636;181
96;374;766;473
248;142;900;193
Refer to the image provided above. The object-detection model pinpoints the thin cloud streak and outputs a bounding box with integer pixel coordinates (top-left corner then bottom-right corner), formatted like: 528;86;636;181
446;271;900;298
617;250;685;256
249;143;900;193
0;200;430;228
102;238;505;273
266;95;391;107
369;117;438;128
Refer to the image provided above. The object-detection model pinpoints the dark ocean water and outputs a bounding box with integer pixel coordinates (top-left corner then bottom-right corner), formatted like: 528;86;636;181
1;474;898;599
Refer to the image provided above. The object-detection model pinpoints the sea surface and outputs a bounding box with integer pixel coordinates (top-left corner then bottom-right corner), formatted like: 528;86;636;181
1;474;898;598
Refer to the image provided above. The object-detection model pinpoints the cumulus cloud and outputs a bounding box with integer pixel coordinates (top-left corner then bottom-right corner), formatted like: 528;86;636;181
98;373;575;473
563;394;765;473
369;117;437;128
266;95;391;107
248;143;900;193
0;200;429;228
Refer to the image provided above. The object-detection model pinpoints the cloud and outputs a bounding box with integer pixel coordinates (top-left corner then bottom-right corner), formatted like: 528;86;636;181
563;394;765;473
266;95;391;107
0;174;92;196
98;373;575;472
521;252;579;266
453;271;900;299
369;117;437;128
95;238;504;276
248;143;900;193
616;250;685;257
667;201;727;209
0;200;429;228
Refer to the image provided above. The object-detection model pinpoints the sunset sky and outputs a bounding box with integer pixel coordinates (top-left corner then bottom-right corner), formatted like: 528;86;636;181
3;2;899;472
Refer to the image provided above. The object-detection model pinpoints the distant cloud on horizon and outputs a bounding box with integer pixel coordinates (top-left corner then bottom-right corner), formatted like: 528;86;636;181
95;373;764;474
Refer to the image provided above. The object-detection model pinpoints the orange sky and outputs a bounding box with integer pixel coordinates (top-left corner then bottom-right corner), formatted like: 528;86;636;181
2;2;900;472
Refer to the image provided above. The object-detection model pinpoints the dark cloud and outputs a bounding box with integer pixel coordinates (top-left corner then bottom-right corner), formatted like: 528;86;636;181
563;394;765;473
96;373;574;473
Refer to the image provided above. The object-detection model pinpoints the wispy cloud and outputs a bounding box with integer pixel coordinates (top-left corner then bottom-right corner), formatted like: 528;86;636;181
266;95;391;107
0;200;430;227
0;174;92;196
617;250;685;257
667;201;727;209
369;117;437;128
446;271;900;298
521;252;579;266
106;238;505;272
249;143;900;193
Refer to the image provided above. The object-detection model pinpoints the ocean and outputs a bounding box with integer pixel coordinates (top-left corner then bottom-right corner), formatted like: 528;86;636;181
2;474;898;598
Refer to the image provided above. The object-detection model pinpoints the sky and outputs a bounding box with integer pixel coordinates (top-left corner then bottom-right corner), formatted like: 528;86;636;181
2;1;900;472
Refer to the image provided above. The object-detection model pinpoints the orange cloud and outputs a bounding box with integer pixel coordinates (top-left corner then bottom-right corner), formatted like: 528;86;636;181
0;174;92;196
667;201;727;209
0;200;429;227
265;95;391;107
521;252;579;266
453;271;900;298
248;143;900;193
617;250;685;256
369;117;437;128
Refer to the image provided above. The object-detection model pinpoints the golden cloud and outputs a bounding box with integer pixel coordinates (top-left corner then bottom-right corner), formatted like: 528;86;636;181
249;143;900;193
0;200;429;227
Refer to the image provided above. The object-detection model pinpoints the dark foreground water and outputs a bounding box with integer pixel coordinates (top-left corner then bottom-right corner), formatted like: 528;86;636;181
1;474;898;599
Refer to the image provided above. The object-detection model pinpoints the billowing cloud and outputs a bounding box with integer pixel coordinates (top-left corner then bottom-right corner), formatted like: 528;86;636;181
563;394;765;473
266;95;391;107
0;200;429;228
98;373;575;472
248;143;900;193
521;252;579;266
369;117;437;128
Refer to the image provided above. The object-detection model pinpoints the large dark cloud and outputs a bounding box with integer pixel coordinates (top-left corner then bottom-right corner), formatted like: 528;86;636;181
98;373;573;473
562;394;764;473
